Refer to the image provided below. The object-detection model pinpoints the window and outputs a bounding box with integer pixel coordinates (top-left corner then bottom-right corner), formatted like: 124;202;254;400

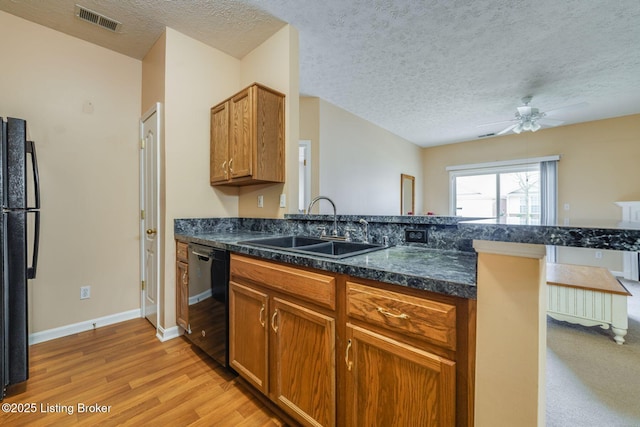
448;156;559;226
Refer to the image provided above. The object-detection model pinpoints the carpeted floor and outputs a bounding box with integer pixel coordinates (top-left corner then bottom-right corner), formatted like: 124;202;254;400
546;279;640;426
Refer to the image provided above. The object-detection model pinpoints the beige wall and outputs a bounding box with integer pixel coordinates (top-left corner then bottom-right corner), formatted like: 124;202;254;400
150;28;241;330
238;25;300;218
302;98;423;215
0;11;142;332
141;33;166;116
423;114;640;270
143;25;298;331
300;97;321;203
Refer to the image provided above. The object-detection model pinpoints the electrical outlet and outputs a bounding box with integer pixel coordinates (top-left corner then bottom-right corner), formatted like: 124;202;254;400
279;194;286;208
257;195;264;208
80;286;91;300
405;228;428;243
595;251;603;259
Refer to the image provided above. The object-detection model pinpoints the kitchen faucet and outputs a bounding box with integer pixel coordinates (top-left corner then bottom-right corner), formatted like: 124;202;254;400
358;218;369;243
307;196;338;237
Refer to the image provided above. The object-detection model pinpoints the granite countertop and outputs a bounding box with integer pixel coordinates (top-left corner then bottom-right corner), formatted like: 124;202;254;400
459;218;640;251
175;230;478;299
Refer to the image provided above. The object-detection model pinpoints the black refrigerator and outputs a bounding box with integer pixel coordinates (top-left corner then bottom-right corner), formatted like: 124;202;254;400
0;117;40;400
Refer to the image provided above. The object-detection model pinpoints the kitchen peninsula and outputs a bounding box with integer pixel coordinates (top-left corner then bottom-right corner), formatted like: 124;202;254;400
175;215;639;427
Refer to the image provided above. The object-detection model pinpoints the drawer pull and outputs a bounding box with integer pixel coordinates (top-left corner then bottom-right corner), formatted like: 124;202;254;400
377;307;410;320
345;339;353;371
271;309;279;333
259;304;265;327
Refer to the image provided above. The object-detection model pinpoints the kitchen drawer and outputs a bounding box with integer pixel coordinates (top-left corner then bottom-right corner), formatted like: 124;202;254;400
347;281;456;350
230;254;336;310
176;241;189;262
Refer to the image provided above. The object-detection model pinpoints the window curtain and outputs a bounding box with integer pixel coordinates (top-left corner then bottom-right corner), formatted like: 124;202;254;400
540;159;558;262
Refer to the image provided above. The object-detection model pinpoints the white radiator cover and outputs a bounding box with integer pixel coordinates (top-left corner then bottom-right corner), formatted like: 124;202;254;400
547;284;628;344
548;285;612;325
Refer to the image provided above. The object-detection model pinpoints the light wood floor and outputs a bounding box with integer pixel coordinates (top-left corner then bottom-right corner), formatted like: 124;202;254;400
0;318;286;426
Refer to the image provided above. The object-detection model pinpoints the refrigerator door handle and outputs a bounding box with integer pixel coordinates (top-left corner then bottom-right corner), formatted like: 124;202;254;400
27;210;39;280
26;140;40;210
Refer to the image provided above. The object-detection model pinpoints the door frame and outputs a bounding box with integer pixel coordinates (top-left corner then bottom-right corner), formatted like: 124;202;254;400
140;102;162;330
298;140;311;213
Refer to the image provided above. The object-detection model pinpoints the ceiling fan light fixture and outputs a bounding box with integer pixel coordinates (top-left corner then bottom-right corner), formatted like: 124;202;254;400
484;95;582;137
513;123;523;134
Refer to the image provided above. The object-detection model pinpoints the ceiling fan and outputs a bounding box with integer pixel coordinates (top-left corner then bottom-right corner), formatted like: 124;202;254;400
480;96;580;136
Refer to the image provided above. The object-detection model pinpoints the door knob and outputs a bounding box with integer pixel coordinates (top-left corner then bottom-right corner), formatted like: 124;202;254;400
146;229;157;235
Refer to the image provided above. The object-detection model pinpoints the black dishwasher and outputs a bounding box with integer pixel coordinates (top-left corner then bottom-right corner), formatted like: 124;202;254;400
186;243;230;368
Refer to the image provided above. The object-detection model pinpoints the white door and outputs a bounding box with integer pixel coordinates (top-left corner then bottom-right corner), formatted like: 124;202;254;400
140;103;161;327
298;140;311;213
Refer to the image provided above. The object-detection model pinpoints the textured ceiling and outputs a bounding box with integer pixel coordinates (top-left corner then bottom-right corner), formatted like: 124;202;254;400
2;0;640;147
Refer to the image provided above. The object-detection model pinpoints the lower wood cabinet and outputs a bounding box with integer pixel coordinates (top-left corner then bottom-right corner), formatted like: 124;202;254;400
176;241;189;331
344;324;456;426
229;282;268;393
229;254;475;427
229;254;336;427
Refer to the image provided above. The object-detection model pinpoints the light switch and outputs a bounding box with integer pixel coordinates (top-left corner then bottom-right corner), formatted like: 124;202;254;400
258;195;264;208
279;194;286;208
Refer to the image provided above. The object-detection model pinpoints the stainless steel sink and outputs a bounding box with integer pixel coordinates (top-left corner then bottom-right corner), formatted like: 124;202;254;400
238;235;326;249
238;235;388;259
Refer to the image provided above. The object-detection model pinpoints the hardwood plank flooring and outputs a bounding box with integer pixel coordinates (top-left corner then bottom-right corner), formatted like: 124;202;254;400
1;318;286;427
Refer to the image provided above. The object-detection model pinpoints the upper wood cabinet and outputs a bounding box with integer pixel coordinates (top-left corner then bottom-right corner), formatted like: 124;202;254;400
210;83;285;186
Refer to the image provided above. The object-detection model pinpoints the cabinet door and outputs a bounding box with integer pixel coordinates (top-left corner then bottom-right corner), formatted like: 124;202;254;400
176;260;189;331
229;281;269;394
345;324;456;427
254;86;285;182
229;87;253;179
210;102;230;184
271;297;336;427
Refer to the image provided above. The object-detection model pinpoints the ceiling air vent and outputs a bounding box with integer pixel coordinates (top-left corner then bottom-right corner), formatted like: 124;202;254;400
74;4;122;32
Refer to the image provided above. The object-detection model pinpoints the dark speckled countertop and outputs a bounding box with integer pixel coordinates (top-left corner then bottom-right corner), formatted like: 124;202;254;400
174;213;640;300
175;230;478;299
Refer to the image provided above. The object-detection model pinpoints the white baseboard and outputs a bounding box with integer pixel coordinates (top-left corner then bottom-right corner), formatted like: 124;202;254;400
156;325;181;342
29;309;142;345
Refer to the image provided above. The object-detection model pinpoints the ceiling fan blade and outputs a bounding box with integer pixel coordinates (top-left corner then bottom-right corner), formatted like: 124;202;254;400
537;118;564;126
477;119;517;127
497;124;517;135
544;102;588;116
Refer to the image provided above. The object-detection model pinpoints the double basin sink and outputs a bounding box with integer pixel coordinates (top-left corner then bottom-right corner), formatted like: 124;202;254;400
238;235;387;259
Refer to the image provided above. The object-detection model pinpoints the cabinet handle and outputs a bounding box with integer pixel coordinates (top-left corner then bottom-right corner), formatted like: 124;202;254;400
376;307;409;320
229;158;234;173
181;271;188;285
259;304;265;327
222;160;227;177
345;339;353;371
271;309;278;333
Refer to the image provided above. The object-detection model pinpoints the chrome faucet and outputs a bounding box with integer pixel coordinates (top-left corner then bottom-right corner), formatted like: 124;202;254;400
358;218;369;243
307;196;338;237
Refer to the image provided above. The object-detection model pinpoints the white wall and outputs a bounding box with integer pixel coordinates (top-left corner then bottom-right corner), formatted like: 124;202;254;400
0;11;142;332
316;99;423;215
